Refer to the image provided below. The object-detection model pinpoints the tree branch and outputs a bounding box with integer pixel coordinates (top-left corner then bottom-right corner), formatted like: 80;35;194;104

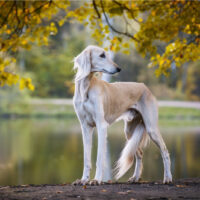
0;2;15;28
29;2;49;15
14;1;20;29
112;0;140;23
100;0;138;42
92;0;101;19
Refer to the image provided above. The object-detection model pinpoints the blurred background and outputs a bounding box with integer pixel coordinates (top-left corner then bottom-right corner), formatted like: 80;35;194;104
0;1;199;185
1;21;200;101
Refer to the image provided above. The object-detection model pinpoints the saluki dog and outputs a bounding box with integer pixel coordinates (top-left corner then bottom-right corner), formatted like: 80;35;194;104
72;45;172;185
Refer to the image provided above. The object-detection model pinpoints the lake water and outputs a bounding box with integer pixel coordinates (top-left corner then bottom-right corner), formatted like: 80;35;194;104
0;118;199;186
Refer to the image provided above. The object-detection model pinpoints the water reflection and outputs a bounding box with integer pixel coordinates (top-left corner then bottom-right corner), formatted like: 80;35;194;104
0;118;199;185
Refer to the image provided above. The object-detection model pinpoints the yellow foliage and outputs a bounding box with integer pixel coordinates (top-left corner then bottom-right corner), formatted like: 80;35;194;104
65;80;74;95
138;18;143;23
0;0;70;90
75;0;200;76
20;78;35;91
1;0;200;90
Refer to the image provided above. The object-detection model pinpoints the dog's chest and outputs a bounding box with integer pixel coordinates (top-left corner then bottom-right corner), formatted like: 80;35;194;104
74;99;95;126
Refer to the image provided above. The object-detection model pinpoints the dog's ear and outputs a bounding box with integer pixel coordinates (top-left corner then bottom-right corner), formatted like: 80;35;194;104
74;49;91;81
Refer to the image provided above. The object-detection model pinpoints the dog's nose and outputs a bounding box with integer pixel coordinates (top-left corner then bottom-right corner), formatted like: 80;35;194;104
117;67;121;72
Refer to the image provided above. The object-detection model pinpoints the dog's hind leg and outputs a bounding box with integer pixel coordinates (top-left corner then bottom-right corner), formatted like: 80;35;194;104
140;95;172;183
147;126;172;183
128;148;143;183
122;117;145;182
125;120;149;183
116;121;144;180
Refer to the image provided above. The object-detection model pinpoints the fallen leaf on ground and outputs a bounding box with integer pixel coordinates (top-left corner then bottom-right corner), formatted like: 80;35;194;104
56;190;63;193
176;185;186;188
83;185;87;189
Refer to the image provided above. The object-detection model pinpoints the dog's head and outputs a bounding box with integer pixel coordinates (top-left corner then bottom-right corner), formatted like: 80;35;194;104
74;45;121;81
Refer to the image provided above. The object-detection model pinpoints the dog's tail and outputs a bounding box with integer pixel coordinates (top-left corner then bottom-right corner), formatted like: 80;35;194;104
115;122;147;180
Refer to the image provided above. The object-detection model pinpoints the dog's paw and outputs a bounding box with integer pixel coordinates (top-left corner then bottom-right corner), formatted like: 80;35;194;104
89;179;102;185
72;179;89;186
128;176;141;183
163;176;172;184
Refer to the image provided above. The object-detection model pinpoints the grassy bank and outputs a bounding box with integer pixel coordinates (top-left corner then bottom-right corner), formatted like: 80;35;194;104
159;107;200;126
0;102;75;119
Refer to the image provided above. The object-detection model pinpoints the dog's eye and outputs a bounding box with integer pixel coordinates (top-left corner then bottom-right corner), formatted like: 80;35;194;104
99;53;106;58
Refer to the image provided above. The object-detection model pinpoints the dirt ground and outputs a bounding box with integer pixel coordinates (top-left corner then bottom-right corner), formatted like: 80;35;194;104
0;178;199;200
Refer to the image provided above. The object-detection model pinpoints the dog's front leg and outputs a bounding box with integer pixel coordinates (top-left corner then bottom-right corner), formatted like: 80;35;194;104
90;123;108;185
73;124;94;185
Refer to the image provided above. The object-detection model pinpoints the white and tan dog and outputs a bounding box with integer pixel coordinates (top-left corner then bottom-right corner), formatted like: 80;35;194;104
72;45;172;185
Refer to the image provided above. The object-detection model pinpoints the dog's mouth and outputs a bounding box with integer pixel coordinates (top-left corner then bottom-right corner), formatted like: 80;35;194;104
92;67;121;74
102;69;119;74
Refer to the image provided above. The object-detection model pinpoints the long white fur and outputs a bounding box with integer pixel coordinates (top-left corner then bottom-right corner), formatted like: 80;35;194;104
115;122;145;179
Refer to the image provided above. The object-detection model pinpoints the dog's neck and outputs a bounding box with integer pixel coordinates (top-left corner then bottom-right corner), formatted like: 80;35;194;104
74;73;95;102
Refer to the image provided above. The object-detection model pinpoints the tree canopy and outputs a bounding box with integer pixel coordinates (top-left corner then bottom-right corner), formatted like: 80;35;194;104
0;0;69;90
0;0;200;90
69;0;200;76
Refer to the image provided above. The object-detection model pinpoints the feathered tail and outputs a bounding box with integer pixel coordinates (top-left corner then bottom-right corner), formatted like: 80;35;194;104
115;122;147;180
